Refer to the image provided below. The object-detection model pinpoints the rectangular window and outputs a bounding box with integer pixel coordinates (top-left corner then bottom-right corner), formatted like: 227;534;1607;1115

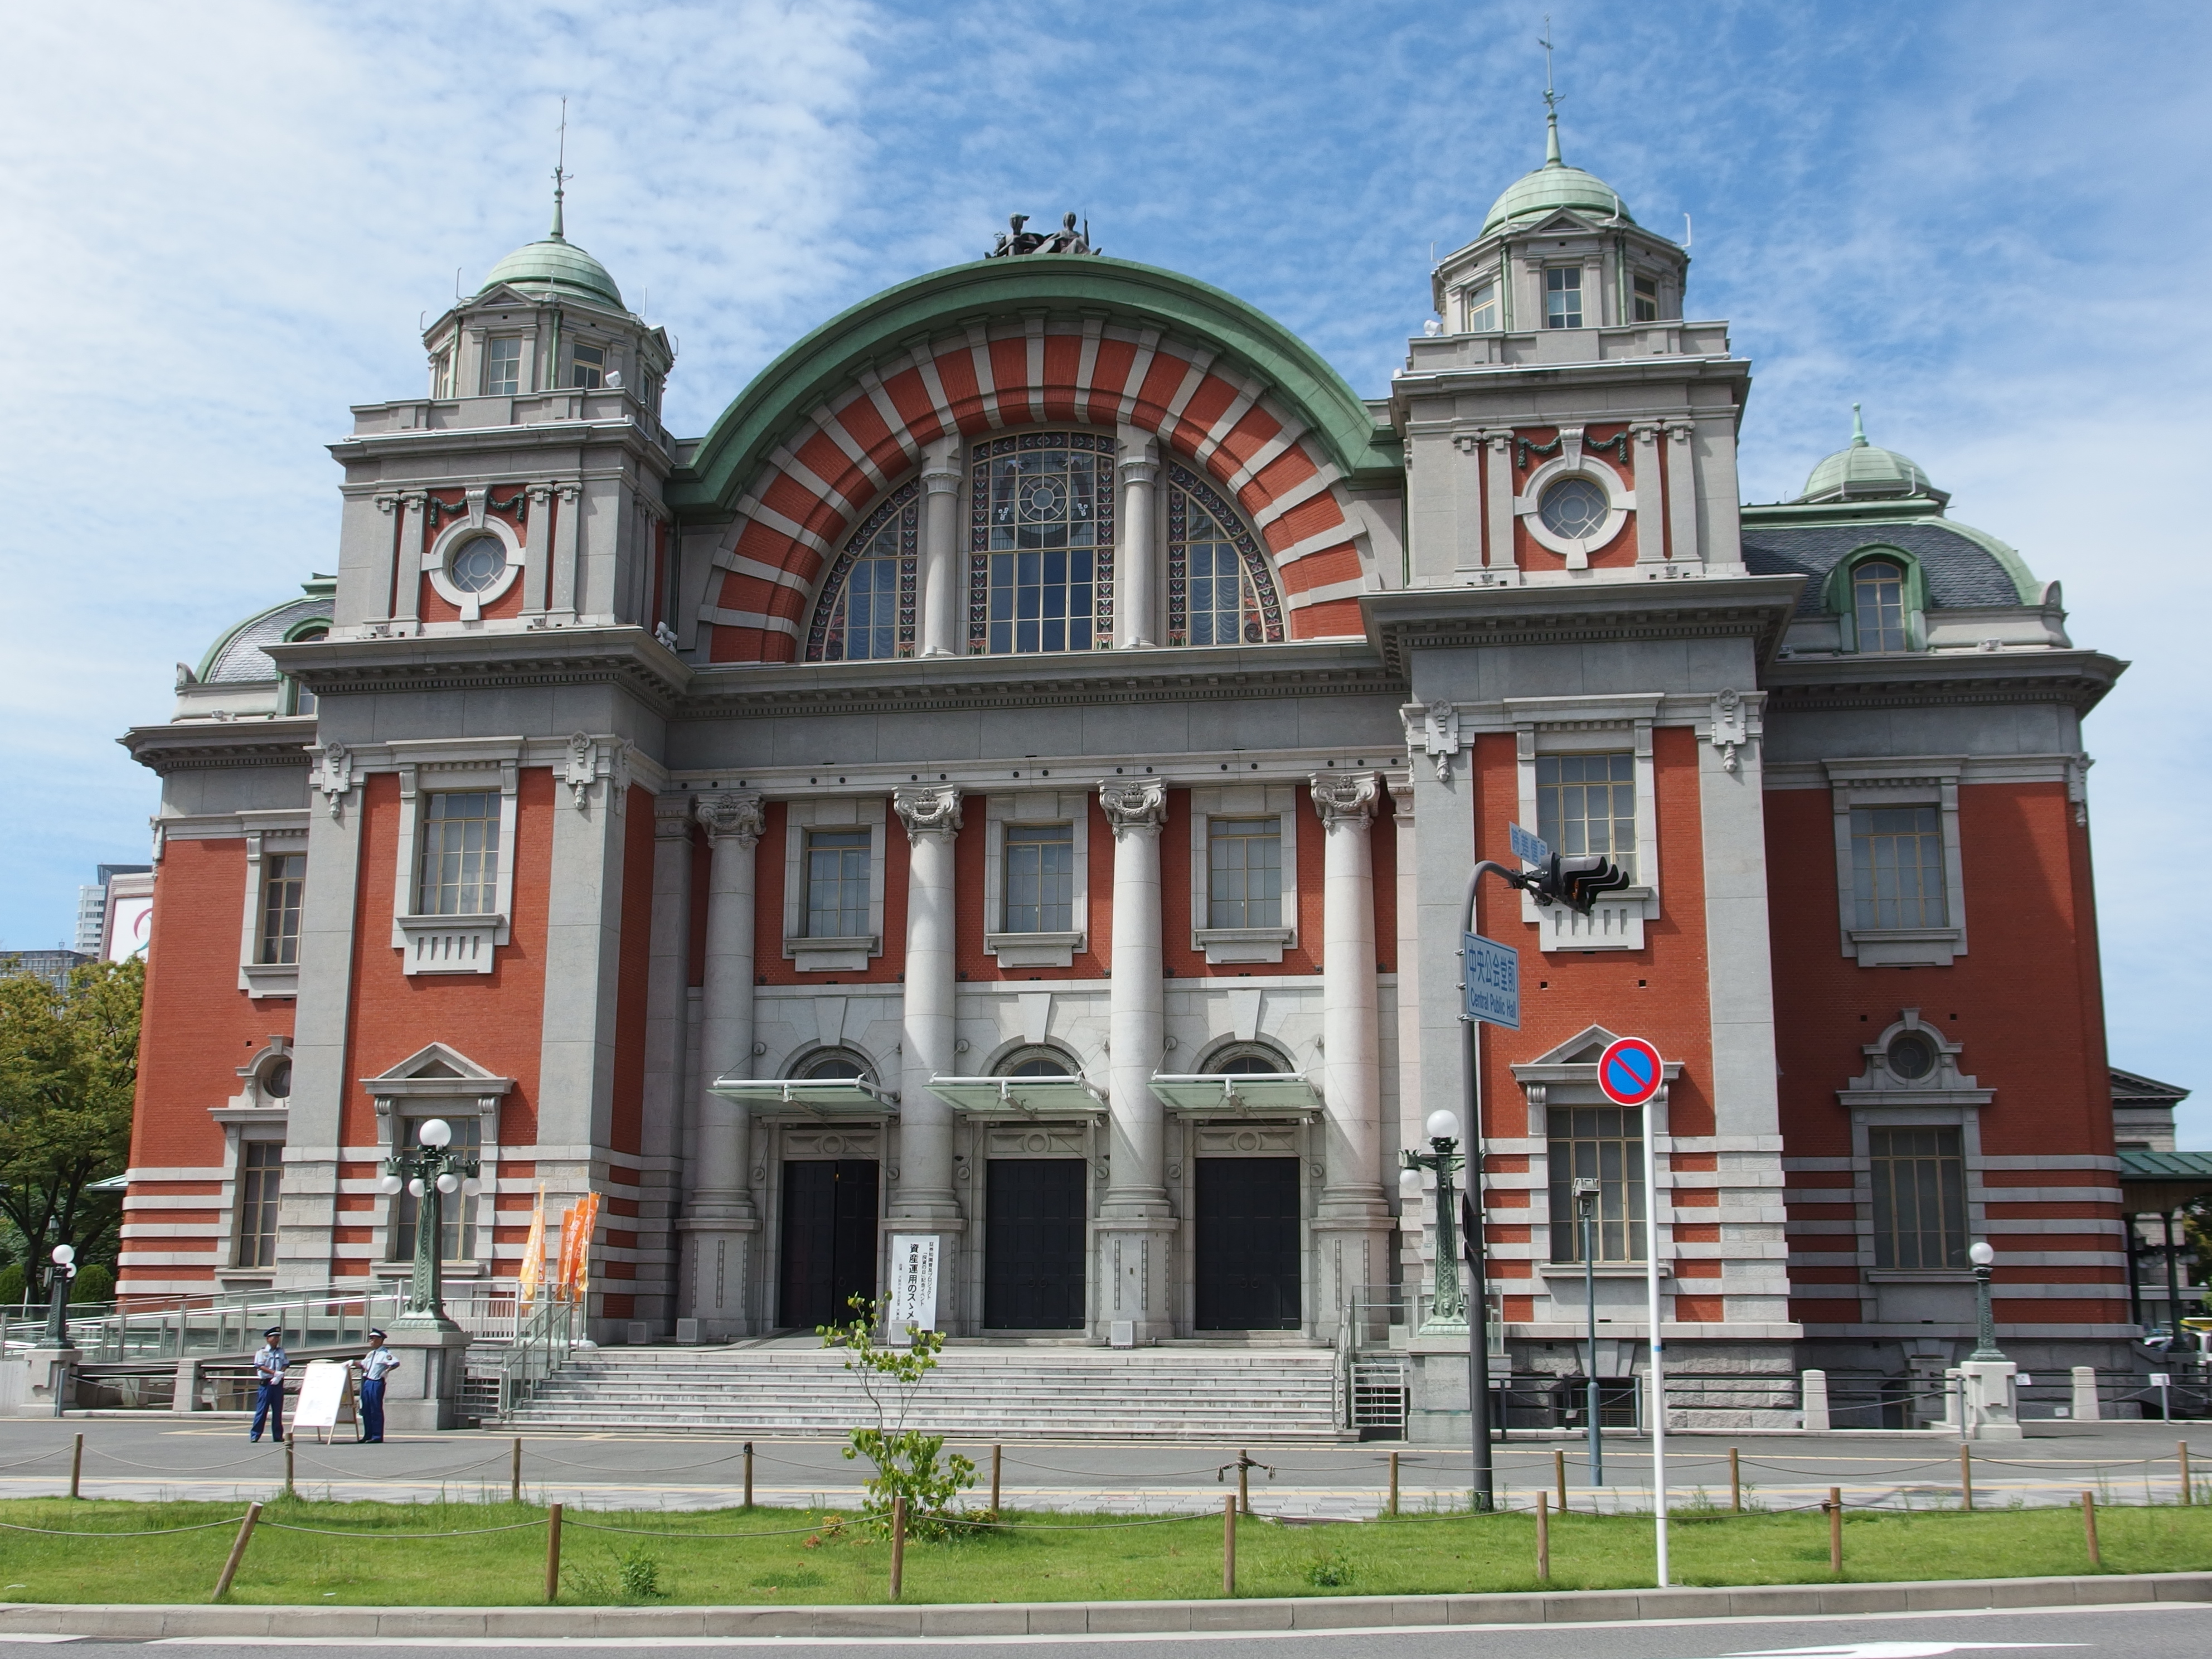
805;828;872;938
1852;806;1947;930
1466;279;1498;332
482;337;522;396
258;854;306;966
1633;273;1660;322
1535;753;1637;884
1548;1106;1646;1263
1003;823;1075;933
431;350;453;397
237;1141;283;1269
1207;818;1283;929
570;342;604;390
1869;1126;1966;1269
1545;266;1583;329
414;792;501;917
392;1114;481;1262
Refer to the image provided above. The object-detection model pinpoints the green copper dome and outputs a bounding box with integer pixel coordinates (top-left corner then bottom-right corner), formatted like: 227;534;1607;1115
1797;406;1937;503
479;191;623;308
1479;115;1633;235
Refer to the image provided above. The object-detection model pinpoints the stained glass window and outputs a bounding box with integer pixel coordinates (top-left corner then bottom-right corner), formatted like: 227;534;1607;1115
1166;465;1282;648
808;482;919;661
969;433;1114;654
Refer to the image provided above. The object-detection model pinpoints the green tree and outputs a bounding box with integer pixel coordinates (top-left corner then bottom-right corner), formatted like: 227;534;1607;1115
0;958;143;1278
818;1295;978;1538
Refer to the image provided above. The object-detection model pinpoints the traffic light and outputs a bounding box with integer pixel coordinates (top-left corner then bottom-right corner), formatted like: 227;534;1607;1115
1527;853;1631;913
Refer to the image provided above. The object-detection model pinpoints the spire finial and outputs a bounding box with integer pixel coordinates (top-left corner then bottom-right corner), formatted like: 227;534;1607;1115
550;98;570;242
1539;14;1563;166
1851;402;1869;447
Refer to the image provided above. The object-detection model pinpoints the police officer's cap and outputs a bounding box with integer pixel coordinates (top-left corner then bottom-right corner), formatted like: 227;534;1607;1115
369;1328;387;1340
263;1327;282;1338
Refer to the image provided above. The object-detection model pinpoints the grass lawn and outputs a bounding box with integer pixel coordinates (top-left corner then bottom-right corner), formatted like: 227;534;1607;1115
1;1498;2208;1606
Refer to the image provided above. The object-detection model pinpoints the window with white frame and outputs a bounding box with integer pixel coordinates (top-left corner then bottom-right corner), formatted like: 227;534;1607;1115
1632;273;1660;322
1544;266;1583;329
415;793;501;916
805;829;872;938
569;341;605;390
1003;823;1074;933
391;1112;481;1262
1546;1105;1645;1263
1466;279;1499;332
1852;560;1910;653
482;337;522;396
237;1141;283;1268
1851;806;1947;930
1208;818;1282;929
258;855;305;965
1869;1126;1966;1269
1536;753;1637;884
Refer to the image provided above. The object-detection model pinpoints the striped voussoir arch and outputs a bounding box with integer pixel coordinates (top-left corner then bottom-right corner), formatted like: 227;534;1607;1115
699;316;1372;662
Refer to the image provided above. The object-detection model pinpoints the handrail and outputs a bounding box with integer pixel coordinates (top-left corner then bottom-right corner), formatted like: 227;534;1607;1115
494;1298;582;1418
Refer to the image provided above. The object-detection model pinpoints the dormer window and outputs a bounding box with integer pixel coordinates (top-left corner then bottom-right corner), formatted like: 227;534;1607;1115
430;350;453;397
570;342;605;390
1466;280;1498;332
483;337;522;396
1544;266;1583;329
1633;273;1660;323
1852;560;1909;652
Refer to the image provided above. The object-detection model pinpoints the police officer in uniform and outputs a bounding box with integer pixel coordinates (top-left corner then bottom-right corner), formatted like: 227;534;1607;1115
249;1326;288;1442
358;1328;398;1444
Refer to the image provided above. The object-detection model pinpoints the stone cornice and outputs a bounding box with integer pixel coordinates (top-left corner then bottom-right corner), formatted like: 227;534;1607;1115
1761;649;2126;715
120;719;318;776
265;627;691;716
1360;575;1804;673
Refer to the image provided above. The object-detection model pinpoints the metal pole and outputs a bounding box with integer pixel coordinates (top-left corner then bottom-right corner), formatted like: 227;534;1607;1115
2162;1211;2183;1345
1643;1111;1667;1587
1459;862;1498;1513
1583;1200;1602;1488
2124;1214;2142;1331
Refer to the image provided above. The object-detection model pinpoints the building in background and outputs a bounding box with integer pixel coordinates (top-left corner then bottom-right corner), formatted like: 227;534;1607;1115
0;949;93;993
113;115;2154;1424
75;865;149;956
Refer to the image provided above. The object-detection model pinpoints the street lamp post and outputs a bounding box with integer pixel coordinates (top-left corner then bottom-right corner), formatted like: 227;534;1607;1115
377;1119;480;1330
1402;1108;1492;1508
1574;1178;1602;1486
41;1244;76;1346
1967;1239;2005;1362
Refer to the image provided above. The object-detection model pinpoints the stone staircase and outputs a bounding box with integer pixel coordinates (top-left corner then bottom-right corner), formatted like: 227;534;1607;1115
503;1342;1347;1442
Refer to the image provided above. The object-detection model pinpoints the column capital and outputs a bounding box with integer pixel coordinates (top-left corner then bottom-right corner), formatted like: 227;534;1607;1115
1098;778;1167;835
893;783;963;844
695;790;765;848
1309;772;1380;829
654;792;699;840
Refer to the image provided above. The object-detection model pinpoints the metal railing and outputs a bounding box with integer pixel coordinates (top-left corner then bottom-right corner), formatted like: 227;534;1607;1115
7;1287;408;1363
492;1298;583;1418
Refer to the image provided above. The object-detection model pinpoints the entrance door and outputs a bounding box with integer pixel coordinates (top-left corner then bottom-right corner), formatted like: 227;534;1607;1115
779;1160;879;1329
984;1159;1087;1329
1194;1157;1301;1330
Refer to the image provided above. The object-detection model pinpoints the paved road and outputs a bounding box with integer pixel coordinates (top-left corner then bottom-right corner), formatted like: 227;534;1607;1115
3;1604;2207;1652
0;1417;2201;1514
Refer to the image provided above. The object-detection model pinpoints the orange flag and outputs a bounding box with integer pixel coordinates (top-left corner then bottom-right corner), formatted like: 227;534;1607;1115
517;1185;546;1308
554;1205;580;1302
574;1192;603;1303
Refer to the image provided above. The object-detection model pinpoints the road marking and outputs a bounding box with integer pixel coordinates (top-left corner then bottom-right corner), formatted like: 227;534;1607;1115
1725;1646;2083;1658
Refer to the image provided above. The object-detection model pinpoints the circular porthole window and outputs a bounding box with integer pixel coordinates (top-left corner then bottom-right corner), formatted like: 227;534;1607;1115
1537;476;1611;541
264;1059;292;1099
1886;1032;1938;1081
447;535;507;594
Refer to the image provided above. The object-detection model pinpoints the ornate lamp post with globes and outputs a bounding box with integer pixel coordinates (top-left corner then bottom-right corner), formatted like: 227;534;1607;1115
373;1118;481;1430
1400;1107;1495;1510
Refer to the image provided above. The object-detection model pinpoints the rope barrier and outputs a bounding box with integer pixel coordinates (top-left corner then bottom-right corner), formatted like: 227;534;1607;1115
0;1449;69;1472
81;1449;280;1473
290;1451;511;1482
562;1517;833;1539
257;1518;549;1539
0;1515;248;1537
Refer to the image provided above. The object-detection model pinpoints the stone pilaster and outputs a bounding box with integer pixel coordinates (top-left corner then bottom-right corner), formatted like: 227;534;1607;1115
1097;779;1176;1340
891;785;964;1324
637;793;697;1333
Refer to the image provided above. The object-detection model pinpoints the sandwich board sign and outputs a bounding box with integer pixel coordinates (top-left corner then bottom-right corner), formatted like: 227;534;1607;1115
292;1359;356;1443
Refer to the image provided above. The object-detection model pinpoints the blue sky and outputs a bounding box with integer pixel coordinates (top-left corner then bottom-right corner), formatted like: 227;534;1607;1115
3;1;2207;1137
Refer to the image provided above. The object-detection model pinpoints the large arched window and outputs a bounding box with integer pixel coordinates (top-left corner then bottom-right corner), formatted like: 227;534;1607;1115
1167;465;1284;647
1851;559;1909;653
969;431;1115;654
805;481;919;661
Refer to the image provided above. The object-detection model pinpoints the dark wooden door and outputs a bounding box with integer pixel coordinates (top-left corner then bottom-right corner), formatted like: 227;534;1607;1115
984;1159;1087;1329
779;1160;880;1329
1194;1157;1301;1330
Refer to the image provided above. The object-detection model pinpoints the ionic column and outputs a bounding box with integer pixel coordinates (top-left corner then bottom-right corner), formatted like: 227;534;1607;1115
1309;774;1391;1330
1097;779;1175;1338
918;438;962;657
892;786;962;1215
1115;430;1161;648
683;790;764;1337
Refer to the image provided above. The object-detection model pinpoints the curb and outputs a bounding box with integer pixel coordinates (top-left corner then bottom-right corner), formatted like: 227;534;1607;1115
2;1572;2209;1640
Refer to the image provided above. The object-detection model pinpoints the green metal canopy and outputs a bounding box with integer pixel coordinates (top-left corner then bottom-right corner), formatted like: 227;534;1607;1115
2118;1148;2212;1215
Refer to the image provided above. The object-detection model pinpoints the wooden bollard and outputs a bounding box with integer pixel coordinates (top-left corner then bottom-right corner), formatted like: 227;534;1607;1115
511;1437;522;1505
1238;1448;1251;1516
1535;1490;1550;1582
1223;1493;1237;1596
545;1502;562;1603
889;1495;907;1601
211;1502;263;1602
1388;1451;1400;1517
991;1443;1002;1515
70;1433;83;1501
1827;1487;1843;1575
1728;1445;1741;1513
743;1442;755;1510
2181;1441;2194;1507
1554;1447;1568;1513
1959;1444;1974;1511
2081;1491;2101;1568
284;1437;295;1498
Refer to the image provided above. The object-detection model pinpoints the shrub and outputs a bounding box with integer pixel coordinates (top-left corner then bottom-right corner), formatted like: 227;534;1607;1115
70;1263;113;1304
0;1264;23;1308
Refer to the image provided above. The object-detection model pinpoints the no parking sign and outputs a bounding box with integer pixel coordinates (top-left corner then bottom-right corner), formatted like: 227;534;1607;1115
1595;1036;1665;1108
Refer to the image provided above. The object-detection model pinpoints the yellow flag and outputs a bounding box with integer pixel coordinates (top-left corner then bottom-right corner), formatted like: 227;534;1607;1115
517;1184;546;1308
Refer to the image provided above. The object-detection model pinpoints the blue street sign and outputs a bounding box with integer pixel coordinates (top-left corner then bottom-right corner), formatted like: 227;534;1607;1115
1508;822;1549;867
1461;932;1521;1030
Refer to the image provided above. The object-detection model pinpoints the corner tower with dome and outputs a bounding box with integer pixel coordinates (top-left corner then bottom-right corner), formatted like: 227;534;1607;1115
111;117;2138;1438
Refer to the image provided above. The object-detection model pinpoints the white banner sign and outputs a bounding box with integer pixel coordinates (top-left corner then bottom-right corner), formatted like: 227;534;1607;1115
291;1360;353;1434
885;1234;940;1338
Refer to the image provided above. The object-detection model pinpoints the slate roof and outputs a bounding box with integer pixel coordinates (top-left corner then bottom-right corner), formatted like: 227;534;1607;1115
1740;518;2031;618
200;594;332;684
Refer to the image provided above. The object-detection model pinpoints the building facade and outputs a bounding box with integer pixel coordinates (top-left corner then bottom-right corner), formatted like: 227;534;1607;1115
117;123;2136;1415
